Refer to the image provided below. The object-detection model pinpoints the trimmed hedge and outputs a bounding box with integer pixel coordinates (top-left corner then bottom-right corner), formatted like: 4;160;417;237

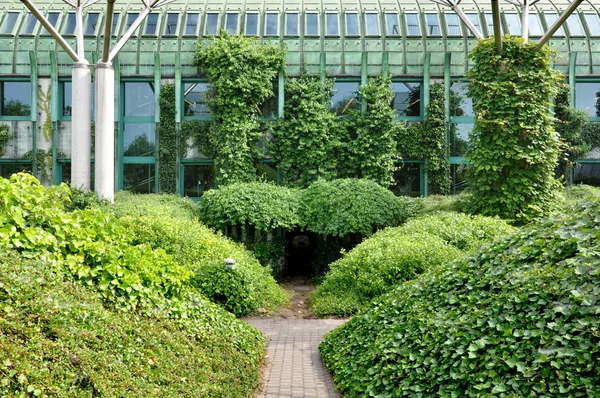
320;198;600;397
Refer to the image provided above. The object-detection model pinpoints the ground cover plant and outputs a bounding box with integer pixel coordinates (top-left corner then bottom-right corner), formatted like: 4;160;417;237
312;212;513;316
320;196;600;397
113;191;287;316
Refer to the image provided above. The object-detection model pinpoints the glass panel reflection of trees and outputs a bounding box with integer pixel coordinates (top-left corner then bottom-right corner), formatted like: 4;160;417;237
1;82;31;117
390;164;420;197
575;82;600;118
184;83;210;117
124;164;155;193
391;82;420;117
123;124;155;157
450;123;472;157
330;82;359;114
183;164;214;197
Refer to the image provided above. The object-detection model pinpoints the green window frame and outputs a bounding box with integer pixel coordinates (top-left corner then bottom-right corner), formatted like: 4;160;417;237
0;80;32;120
391;79;424;121
182;80;211;121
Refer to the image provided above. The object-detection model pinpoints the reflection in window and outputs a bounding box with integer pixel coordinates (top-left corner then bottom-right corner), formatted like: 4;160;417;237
1;82;31;117
585;13;600;36
111;13;120;36
164;13;178;35
259;81;278;117
445;13;461;36
545;13;564;36
426;13;440;35
386;13;400;35
575;82;600;117
450;81;473;117
124;164;156;193
63;13;76;35
465;13;481;36
85;13;99;35
123;124;155;157
406;13;420;35
245;12;258;35
265;13;278;35
285;12;298;35
330;82;360;114
225;13;238;34
505;13;521;36
346;13;359;35
528;14;543;36
62;82;72;117
184;83;210;117
365;13;379;35
183;165;214;197
326;13;339;35
451;163;467;193
567;14;584;36
185;13;198;35
41;12;60;35
391;164;421;197
1;12;19;35
124;82;155;117
205;13;219;35
21;13;37;35
0;164;32;178
450;123;472;157
145;13;158;35
391;82;421;117
306;12;318;35
126;13;139;35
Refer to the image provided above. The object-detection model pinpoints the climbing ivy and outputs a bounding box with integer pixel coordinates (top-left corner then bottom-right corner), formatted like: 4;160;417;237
466;36;562;224
270;75;339;188
38;85;52;142
158;84;177;193
0;124;9;157
194;32;286;185
397;83;450;195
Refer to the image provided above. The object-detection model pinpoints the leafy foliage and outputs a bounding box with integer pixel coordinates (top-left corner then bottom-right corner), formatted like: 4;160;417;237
194;32;286;185
321;197;600;397
0;123;9;157
199;181;302;231
158;83;177;193
300;178;421;237
466;36;562;224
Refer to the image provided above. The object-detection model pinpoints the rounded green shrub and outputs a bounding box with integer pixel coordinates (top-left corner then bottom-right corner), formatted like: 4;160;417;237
320;198;600;397
301;178;421;237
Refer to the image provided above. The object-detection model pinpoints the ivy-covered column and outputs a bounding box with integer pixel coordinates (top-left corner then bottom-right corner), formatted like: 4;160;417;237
158;84;177;193
466;37;562;224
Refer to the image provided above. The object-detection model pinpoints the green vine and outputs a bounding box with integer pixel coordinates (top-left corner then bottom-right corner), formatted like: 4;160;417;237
38;85;52;142
466;36;562;224
194;32;286;185
158;84;177;193
0;124;9;157
21;149;52;182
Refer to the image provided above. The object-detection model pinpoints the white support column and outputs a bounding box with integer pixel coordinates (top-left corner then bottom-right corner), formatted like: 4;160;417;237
95;62;115;201
71;61;92;190
521;0;530;43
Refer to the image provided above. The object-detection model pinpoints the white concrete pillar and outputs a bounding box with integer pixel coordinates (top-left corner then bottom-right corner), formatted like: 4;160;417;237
95;62;115;202
71;62;92;190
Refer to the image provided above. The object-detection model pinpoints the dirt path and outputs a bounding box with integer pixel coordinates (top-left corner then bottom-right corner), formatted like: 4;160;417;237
269;277;319;319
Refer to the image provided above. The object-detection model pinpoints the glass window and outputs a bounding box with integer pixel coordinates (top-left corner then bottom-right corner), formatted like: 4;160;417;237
1;82;31;117
285;12;298;35
63;12;76;35
126;12;139;35
465;13;481;36
124;82;155;117
205;13;219;35
225;13;238;34
528;14;543;36
485;13;503;35
1;12;19;35
390;164;421;197
41;12;60;35
585;13;600;36
426;13;441;35
575;82;600;117
445;13;461;36
406;13;420;36
505;13;521;36
306;12;318;35
326;13;339;35
145;13;158;35
245;12;258;35
21;13;37;35
185;13;199;35
365;13;379;35
183;165;214;197
330;82;360;114
111;13;120;36
450;123;472;157
567;14;585;36
545;12;564;36
391;82;421;117
386;13;400;36
184;83;210;117
450;81;473;117
265;13;278;35
259;81;278;117
123;164;156;193
164;13;178;35
62;81;72;117
345;13;359;36
123;124;155;157
84;12;99;35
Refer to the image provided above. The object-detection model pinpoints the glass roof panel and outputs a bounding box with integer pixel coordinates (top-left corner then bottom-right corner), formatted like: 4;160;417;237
346;12;359;36
85;13;99;35
266;12;278;35
545;12;564;36
505;13;521;36
63;12;76;35
184;13;198;35
246;12;258;35
445;13;461;36
225;13;238;34
465;13;480;36
41;12;60;35
567;14;584;36
164;13;178;35
365;13;379;36
1;12;19;35
326;13;338;35
285;12;298;35
205;13;219;35
585;13;600;36
386;13;399;36
406;12;419;35
306;12;318;35
426;13;440;36
21;13;37;35
528;14;542;36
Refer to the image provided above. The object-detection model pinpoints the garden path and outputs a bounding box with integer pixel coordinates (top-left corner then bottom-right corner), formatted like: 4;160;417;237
243;279;347;398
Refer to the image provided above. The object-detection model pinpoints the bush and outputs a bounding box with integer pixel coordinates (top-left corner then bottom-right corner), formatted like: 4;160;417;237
320;198;600;397
559;184;600;208
114;192;287;316
199;181;302;231
112;191;201;220
0;250;265;397
301;178;421;237
416;193;470;215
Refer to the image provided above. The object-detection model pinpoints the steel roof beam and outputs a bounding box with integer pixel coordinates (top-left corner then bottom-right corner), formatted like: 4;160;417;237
537;0;585;49
430;0;484;39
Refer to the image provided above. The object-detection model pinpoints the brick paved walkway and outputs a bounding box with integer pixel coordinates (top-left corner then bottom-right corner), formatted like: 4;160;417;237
244;317;346;398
